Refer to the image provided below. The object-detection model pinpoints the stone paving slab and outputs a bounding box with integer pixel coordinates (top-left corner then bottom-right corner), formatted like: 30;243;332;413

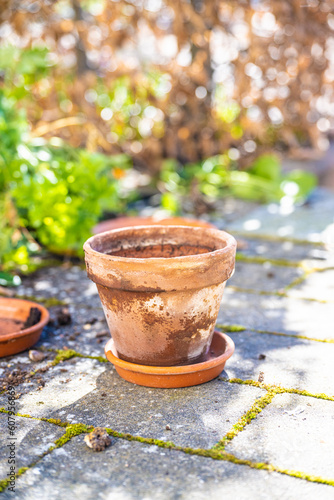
226;393;334;479
234;238;333;267
226;188;334;246
15;266;100;308
219;288;334;340
228;262;303;293
0;358;106;419
0;415;63;478
225;330;334;395
1;189;334;498
36;308;109;357
5;364;263;449
287;268;334;302
6;436;334;500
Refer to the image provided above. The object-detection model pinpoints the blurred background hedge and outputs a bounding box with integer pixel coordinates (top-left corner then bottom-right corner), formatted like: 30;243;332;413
1;0;333;277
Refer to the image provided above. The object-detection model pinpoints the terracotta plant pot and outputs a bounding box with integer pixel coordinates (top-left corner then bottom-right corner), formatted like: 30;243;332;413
84;225;236;367
0;298;49;357
93;216;215;234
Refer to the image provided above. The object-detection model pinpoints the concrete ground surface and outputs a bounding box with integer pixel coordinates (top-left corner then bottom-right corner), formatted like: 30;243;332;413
1;188;334;500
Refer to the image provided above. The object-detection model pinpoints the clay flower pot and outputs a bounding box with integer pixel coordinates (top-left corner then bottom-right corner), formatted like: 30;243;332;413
84;225;236;367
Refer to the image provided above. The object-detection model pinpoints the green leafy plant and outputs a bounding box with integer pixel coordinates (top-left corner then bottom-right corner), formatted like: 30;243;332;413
0;48;132;275
159;153;317;212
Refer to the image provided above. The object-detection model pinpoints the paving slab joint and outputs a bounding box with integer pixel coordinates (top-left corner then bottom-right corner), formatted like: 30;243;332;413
216;323;334;344
1;406;334;489
212;389;276;452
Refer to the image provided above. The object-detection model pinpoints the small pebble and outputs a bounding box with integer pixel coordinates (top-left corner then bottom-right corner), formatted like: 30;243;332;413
96;331;109;338
165;425;171;431
29;350;46;362
258;371;265;383
84;427;111;451
258;354;266;360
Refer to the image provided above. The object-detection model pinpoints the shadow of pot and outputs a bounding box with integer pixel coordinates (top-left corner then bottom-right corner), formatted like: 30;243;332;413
84;225;236;367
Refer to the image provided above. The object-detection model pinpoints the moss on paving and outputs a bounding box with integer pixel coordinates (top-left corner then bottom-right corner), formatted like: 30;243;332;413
0;467;29;493
231;231;325;247
54;423;93;448
216;323;247;332
0;404;333;489
51;348;107;366
235;253;306;269
216;323;334;344
212;389;276;451
227;285;329;304
219;378;334;401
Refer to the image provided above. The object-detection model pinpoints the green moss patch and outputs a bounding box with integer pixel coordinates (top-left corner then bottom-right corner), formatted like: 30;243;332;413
51;348;107;366
213;389;276;451
235;253;305;269
216;323;247;332
54;423;93;448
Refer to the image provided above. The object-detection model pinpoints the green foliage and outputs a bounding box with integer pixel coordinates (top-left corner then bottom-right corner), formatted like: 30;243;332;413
0;48;132;273
249;154;281;182
159;153;317;211
93;72;167;142
0;45;318;276
11;145;130;254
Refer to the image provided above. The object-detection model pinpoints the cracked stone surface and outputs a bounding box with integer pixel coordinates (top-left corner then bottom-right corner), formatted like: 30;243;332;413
1;190;334;499
6;438;334;500
226;393;334;479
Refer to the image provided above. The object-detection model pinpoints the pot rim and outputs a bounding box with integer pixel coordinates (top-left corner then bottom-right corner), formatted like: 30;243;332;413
84;225;236;264
0;298;50;343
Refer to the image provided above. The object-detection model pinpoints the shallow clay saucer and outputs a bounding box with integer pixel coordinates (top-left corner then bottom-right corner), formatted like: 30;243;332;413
0;298;49;357
104;330;234;388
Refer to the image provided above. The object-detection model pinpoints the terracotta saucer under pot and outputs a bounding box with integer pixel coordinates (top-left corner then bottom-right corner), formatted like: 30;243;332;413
104;330;235;388
0;298;49;357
